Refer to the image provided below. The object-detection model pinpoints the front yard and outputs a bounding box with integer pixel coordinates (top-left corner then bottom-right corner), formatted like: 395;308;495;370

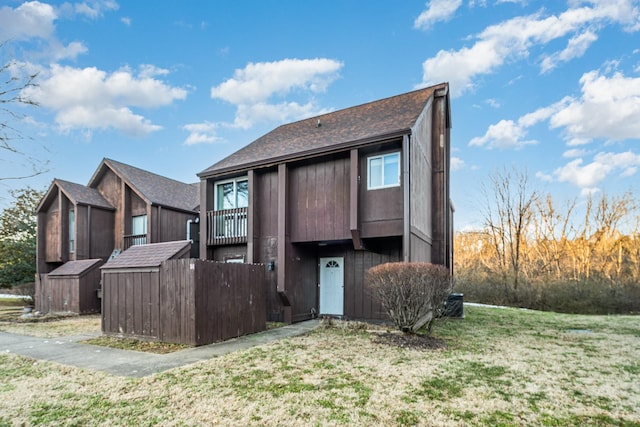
1;305;638;426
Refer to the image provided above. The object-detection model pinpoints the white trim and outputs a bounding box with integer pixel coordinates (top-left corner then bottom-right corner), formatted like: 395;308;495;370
213;176;249;210
367;151;401;190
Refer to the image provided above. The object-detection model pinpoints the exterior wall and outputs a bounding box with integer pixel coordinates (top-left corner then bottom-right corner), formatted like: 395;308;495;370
253;170;280;320
94;168;124;249
89;208;115;260
430;92;451;268
409;96;434;262
359;141;404;238
211;244;248;262
319;238;402;320
151;206;196;244
288;156;351;242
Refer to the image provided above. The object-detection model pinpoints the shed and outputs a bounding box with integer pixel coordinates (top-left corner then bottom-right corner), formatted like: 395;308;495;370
101;240;266;346
100;240;191;340
39;259;104;314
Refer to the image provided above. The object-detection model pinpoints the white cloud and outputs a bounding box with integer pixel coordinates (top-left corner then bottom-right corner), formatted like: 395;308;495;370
211;58;342;105
0;1;57;40
540;30;598;73
183;122;220;145
0;1;118;60
414;0;463;31
199;58;342;134
451;156;465;171
121;16;131;26
535;171;553;182
71;1;119;19
563;148;588;158
553;151;640;189
418;1;640;96
23;64;187;137
549;71;640;145
472;69;640;150
469;118;538;149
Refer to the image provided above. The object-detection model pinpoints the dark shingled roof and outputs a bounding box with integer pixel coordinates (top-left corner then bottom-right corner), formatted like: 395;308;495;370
48;259;103;276
101;240;191;269
54;179;114;210
90;159;199;212
199;84;444;177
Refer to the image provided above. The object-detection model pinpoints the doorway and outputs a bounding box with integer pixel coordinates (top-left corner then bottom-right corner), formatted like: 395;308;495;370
319;257;344;316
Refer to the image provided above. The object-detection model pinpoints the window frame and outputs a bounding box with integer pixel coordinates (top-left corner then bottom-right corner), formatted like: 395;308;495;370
367;151;401;190
214;177;249;211
132;214;148;236
69;209;75;253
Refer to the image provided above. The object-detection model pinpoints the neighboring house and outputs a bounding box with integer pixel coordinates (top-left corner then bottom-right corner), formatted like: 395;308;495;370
35;159;200;313
198;83;453;323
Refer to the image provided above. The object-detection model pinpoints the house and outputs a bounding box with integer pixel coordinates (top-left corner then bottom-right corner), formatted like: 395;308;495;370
198;83;453;323
35;159;200;313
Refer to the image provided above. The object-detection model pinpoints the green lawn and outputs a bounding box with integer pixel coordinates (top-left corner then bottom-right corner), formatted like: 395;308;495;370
1;305;638;426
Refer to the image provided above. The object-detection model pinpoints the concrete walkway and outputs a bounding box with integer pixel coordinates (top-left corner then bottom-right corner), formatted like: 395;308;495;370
0;320;319;378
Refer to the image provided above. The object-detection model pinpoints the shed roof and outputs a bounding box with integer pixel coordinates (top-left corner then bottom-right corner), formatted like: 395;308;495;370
48;259;104;276
101;240;191;269
89;159;199;212
199;83;447;177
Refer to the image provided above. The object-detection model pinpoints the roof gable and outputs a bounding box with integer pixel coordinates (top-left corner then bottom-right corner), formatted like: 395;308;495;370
37;179;114;212
101;240;191;269
199;84;445;177
89;159;199;212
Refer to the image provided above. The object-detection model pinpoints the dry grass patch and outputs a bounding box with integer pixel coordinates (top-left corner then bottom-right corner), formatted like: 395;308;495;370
81;336;190;354
0;313;101;338
1;306;639;426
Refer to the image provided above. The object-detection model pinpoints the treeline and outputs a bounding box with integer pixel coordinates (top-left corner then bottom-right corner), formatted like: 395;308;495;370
454;169;640;314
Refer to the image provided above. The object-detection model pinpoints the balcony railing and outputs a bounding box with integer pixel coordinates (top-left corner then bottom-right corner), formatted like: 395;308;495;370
123;234;147;250
206;207;247;245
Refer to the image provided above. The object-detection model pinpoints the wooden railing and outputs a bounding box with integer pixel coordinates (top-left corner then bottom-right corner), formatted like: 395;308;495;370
123;234;147;250
206;208;248;245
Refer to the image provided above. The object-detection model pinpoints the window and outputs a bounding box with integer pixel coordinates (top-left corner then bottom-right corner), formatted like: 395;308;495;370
69;209;75;253
132;215;147;235
213;177;249;240
367;152;400;189
216;178;248;210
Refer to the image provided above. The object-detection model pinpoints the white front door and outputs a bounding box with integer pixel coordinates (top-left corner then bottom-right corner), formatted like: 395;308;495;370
319;257;344;316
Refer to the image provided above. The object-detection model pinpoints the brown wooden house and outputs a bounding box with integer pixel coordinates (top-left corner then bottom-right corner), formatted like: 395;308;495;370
198;83;453;323
36;159;199;313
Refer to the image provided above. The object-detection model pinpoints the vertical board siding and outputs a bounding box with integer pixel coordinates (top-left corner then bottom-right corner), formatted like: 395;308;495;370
102;260;266;346
289;157;351;242
36;267;102;314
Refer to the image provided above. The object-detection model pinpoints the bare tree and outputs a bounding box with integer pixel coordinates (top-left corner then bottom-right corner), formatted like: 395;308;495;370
1;46;45;181
481;167;537;295
532;194;576;279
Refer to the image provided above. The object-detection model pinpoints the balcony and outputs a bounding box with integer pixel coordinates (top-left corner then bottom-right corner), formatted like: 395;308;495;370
206;207;247;245
123;234;147;250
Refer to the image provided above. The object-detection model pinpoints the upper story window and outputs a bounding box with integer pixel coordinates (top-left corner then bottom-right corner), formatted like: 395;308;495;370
216;178;248;210
367;152;400;190
132;215;147;236
69;209;75;253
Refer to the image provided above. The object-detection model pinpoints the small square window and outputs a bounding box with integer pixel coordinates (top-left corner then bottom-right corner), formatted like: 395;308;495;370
367;152;400;190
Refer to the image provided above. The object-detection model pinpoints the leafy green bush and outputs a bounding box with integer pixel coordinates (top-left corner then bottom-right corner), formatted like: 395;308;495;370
367;262;453;334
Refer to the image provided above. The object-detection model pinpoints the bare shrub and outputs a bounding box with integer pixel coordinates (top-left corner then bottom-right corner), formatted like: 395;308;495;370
367;262;453;334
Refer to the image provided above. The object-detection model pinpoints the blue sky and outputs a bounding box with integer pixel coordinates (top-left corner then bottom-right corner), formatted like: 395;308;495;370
1;0;639;230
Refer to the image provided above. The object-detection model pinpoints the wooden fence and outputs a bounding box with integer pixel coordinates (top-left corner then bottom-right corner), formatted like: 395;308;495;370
102;258;266;346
